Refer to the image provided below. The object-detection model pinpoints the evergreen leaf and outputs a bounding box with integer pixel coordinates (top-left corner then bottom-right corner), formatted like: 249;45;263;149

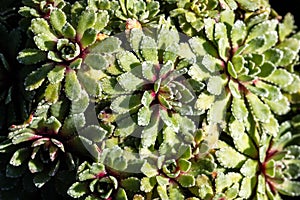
67;182;88;198
65;70;82;101
17;49;47;65
47;65;66;84
25;64;53;90
246;93;271;123
80;28;97;48
216;146;246;168
9;148;30;167
84;53;108;70
50;8;67;33
77;9;96;37
177;174;195;188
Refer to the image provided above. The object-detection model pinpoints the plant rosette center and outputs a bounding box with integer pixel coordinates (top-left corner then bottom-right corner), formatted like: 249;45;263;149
162;159;181;178
57;39;81;61
104;59;200;145
93;176;118;199
47;38;82;65
139;61;195;112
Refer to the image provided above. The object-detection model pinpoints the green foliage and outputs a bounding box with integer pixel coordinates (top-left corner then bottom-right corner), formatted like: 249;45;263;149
0;0;300;199
188;11;300;132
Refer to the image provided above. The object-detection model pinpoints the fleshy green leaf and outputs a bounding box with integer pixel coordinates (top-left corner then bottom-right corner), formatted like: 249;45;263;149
227;61;237;79
231;20;247;47
62;22;76;39
201;54;220;73
246;93;271;123
140;36;158;63
264;96;290;115
282;74;300;93
45;82;60;103
261;116;279;137
257;62;275;78
235;0;262;11
65;70;82;101
67;182;88;198
215;172;242;193
130;28;144;56
34;34;56;51
84;53;108;70
80;125;107;142
242;36;265;54
141;162;158;177
117;51;140;72
239;177;256;199
177;174;195;188
114;117;137;137
94;11;109;32
137;106;152;126
30;18;56;39
9;148;30;166
157;185;168;200
28;158;44;173
264;68;293;88
117;72;144;91
47;65;65;84
121;177;141;192
115;188;127;200
77;69;102;96
17;49;47;65
76;9;96;37
240;159;258;177
141;61;156;81
255;81;282;101
263;48;283;65
141;115;159;147
208;93;230;124
156;176;169;187
70;90;89;114
214;22;230;60
111;95;140;114
25;64;53;90
216;146;246;168
195;93;214;111
61;113;85;136
178;159;191;172
229;120;257;157
141;177;156;192
277;180;300;196
89;37;121;53
207;76;225;95
279;13;295;41
50;9;67;33
81;28;97;48
12;132;41;145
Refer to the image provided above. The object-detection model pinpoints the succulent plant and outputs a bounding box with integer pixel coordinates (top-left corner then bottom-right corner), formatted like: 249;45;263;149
204;115;300;200
187;10;300;131
68;157;142;200
96;25;205;151
17;2;115;104
88;0;163;33
168;0;271;36
18;0;67;19
139;142;195;198
0;0;300;199
0;102;79;189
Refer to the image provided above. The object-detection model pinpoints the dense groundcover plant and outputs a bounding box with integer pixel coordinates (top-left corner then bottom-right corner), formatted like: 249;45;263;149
0;0;300;199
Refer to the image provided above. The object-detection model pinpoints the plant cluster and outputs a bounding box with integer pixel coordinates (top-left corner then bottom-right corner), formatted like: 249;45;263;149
0;0;300;199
